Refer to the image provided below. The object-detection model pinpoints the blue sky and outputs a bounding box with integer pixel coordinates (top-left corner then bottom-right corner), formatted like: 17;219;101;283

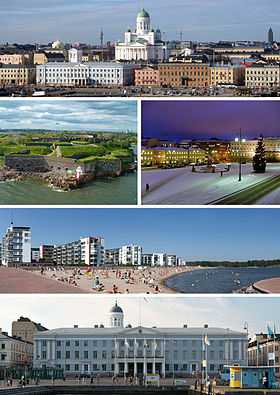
0;100;137;132
2;0;280;43
1;208;279;261
0;296;279;336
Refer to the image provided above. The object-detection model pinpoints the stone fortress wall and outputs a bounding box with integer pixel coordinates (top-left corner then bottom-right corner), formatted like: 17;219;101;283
4;155;123;178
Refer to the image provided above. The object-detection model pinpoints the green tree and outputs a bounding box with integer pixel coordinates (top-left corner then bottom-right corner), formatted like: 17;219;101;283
253;135;266;173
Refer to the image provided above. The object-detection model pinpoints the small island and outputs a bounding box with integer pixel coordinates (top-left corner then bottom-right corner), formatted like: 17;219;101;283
0;130;137;191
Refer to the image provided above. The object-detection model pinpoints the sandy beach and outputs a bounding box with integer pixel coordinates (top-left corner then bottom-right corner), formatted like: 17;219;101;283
0;266;195;294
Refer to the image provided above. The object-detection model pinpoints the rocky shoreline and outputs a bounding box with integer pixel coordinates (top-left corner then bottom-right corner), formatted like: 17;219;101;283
0;168;108;191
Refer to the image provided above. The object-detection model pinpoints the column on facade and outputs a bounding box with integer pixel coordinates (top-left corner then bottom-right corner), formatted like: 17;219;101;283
230;341;234;361
46;340;53;366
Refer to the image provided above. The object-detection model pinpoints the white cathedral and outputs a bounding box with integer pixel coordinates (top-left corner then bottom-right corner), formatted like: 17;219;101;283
115;9;169;62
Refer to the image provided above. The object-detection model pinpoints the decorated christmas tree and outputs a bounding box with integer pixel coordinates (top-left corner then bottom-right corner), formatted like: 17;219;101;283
253;135;266;173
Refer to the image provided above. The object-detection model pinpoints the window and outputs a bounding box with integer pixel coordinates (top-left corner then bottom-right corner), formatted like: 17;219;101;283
75;341;79;347
1;344;5;350
75;351;79;359
56;351;61;359
102;364;106;371
84;351;88;359
65;351;70;359
93;351;98;359
66;341;70;347
75;364;79;371
56;341;61;347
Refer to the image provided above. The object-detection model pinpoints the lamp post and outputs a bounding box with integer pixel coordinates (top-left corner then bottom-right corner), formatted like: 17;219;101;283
235;129;246;182
244;322;249;365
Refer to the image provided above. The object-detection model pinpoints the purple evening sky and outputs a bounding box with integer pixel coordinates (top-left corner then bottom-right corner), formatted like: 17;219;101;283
142;100;280;141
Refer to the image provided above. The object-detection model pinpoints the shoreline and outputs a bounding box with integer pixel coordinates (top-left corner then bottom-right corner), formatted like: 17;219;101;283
0;168;136;192
162;265;280;294
3;265;280;294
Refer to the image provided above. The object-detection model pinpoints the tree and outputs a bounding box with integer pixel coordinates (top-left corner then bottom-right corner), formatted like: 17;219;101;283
253;135;266;173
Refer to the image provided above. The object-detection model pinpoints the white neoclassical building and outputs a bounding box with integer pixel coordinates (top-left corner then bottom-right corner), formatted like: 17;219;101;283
33;302;247;378
115;9;169;63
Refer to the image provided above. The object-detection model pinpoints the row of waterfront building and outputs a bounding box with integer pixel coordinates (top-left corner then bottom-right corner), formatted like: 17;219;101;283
0;225;184;267
141;137;280;167
3;61;280;90
1;10;280;90
0;302;279;379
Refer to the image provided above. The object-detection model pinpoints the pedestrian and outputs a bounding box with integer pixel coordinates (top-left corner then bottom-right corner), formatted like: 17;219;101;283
145;183;150;192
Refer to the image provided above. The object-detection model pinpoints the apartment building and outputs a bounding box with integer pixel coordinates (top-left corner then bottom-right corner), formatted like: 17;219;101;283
0;65;36;85
0;330;33;369
31;247;40;263
245;64;280;89
0;53;33;65
209;65;245;86
119;245;142;266
1;225;31;266
39;245;55;263
12;317;48;344
53;237;105;266
105;248;120;266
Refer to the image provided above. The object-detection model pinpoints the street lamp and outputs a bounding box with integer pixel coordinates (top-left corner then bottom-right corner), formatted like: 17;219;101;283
244;322;249;365
235;130;246;182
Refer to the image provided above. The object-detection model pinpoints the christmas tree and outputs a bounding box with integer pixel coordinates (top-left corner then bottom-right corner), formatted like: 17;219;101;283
253;135;266;173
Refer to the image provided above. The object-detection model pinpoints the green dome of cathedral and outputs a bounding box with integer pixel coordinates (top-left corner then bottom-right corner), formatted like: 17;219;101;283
137;8;150;18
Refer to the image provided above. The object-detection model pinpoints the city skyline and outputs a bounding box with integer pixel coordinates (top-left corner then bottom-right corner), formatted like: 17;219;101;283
142;100;280;140
0;295;278;336
1;208;280;261
0;100;137;132
2;0;279;43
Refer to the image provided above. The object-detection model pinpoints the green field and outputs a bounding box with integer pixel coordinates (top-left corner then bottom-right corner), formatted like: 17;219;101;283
0;131;136;166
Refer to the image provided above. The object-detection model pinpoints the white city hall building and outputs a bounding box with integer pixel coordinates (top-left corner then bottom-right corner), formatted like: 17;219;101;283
33;302;247;377
36;62;139;87
115;9;169;63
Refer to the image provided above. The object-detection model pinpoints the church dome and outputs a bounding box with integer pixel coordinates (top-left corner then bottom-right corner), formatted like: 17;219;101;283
110;301;123;313
137;8;150;18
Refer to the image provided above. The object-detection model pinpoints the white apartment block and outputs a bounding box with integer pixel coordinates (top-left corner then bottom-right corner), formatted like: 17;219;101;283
53;237;105;267
1;226;31;266
142;253;167;267
119;245;142;266
0;330;33;369
36;62;139;87
33;302;247;377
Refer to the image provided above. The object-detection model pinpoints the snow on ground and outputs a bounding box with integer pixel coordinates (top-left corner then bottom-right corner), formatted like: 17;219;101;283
142;163;280;205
